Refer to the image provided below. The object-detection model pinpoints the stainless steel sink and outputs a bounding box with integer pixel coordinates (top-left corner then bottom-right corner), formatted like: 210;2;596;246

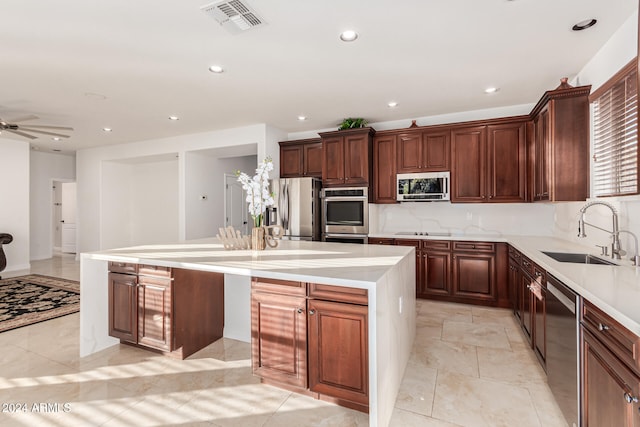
542;251;617;266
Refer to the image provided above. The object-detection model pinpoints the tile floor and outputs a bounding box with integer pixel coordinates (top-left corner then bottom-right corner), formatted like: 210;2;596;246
0;256;569;426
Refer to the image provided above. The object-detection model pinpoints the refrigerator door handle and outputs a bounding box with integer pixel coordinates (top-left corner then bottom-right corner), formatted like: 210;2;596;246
280;181;289;232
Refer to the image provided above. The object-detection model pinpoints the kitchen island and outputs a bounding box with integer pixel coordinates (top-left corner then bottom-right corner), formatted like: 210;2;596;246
80;239;416;427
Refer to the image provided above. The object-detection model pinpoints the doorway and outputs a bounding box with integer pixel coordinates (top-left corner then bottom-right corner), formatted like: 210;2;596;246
52;180;77;254
224;174;249;236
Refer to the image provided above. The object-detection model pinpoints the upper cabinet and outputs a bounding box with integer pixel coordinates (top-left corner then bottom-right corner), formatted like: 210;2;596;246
397;130;450;173
451;119;527;203
372;134;397;203
319;128;375;187
529;83;591;202
279;138;323;178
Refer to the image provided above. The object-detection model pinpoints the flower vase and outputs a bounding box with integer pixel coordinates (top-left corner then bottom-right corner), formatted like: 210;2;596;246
251;227;266;251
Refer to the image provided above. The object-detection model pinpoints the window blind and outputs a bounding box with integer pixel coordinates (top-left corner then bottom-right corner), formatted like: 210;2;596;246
591;60;638;197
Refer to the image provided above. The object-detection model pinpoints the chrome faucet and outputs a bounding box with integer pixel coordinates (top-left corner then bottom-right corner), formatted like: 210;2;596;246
577;200;622;259
618;230;640;266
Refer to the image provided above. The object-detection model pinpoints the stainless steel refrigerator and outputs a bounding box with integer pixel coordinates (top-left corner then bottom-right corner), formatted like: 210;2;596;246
267;178;321;241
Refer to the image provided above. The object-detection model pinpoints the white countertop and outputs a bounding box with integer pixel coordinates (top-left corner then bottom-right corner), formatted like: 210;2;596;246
371;232;640;336
86;238;414;289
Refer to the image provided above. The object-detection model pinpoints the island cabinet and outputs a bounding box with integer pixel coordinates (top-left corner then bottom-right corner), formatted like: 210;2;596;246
581;300;640;426
319;127;375;187
372;134;397;203
279;138;322;178
251;278;369;412
529;83;591;202
108;262;224;359
450;120;527;203
396;129;450;173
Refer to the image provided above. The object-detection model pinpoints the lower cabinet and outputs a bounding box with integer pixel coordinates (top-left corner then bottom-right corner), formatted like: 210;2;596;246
581;300;640;426
108;263;224;359
251;277;369;412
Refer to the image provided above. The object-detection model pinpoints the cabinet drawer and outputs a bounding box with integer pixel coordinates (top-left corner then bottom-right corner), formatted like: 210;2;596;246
394;239;421;248
453;241;495;253
368;238;395;245
521;256;535;276
422;240;451;251
308;283;368;305
582;300;640;376
508;246;521;264
251;277;306;297
138;264;172;278
108;261;138;275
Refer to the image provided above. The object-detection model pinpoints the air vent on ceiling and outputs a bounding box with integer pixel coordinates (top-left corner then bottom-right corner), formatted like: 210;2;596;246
201;0;266;34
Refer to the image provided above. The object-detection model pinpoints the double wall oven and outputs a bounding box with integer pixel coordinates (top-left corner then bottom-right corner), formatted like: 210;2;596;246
321;187;368;244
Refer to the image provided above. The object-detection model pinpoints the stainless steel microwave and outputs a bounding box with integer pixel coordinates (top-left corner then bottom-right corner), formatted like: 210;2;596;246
397;172;450;201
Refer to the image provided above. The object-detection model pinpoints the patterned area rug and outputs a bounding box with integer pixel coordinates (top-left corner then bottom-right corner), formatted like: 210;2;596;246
0;274;80;333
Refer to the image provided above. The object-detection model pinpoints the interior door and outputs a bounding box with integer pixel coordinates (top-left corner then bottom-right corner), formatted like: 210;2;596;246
225;174;249;235
61;182;77;253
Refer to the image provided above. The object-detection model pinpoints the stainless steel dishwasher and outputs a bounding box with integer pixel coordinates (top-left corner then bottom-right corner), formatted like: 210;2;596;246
546;273;580;427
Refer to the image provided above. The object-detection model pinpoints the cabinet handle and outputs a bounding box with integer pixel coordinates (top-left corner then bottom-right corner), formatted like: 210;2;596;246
624;393;639;404
489;195;493;199
535;271;542;277
598;323;610;332
309;309;316;315
523;261;531;267
297;308;304;314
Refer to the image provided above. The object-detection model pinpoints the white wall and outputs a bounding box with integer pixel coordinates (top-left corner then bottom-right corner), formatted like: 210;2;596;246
101;161;134;249
77;124;271;253
30;151;76;260
185;153;257;240
0;138;30;272
553;9;639;257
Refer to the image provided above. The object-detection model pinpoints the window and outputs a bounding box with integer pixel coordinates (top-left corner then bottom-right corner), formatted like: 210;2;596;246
590;59;638;197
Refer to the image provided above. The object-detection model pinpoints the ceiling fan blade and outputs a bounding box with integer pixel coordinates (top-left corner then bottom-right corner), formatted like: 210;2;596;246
16;128;70;138
19;124;74;131
7;115;39;123
5;129;37;140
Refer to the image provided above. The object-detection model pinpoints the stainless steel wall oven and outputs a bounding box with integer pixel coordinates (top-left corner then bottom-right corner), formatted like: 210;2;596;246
321;187;368;241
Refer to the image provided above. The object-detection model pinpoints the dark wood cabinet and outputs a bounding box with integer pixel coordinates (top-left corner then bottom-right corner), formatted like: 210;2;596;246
530;83;591;202
582;329;640;427
533;276;546;366
308;298;369;409
515;256;546;366
422;246;452;298
508;246;522;319
372;134;397;203
396;130;450;173
451;126;487;202
451;242;497;303
319;128;374;187
251;280;308;389
451;120;527;203
279;138;322;178
108;263;224;359
250;277;369;412
368;237;395;245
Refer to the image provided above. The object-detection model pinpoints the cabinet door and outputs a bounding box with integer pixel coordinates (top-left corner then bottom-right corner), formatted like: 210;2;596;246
487;122;526;202
519;272;533;344
421;251;451;298
451;251;496;302
137;276;172;351
422;130;450;171
322;136;345;186
397;133;422;173
583;329;640;427
280;144;304;178
451;126;487;202
308;299;368;406
533;108;550;201
108;272;138;343
373;135;397;203
343;134;370;185
533;286;546;367
508;260;521;318
251;291;308;389
303;142;323;177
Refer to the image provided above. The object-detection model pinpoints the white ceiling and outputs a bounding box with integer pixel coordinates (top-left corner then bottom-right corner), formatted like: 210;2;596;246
0;0;637;153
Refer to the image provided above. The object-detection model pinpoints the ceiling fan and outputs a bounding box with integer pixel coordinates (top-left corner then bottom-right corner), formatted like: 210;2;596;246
0;115;73;140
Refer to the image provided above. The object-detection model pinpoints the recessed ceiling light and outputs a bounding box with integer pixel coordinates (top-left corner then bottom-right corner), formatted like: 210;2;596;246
484;87;499;94
168;116;179;121
52;137;61;141
208;65;224;73
52;149;61;152
572;19;597;31
297;116;307;121
103;127;112;132
387;101;398;108
340;30;358;42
